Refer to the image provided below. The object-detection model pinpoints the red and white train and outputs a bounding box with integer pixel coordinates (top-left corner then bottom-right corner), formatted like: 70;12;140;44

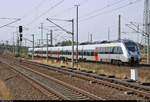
28;39;142;65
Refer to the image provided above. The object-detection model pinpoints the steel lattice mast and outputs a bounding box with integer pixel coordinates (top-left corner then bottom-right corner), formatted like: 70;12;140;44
144;0;150;64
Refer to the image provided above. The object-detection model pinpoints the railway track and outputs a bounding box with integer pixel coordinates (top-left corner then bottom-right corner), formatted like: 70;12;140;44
81;60;150;68
30;56;150;68
0;59;103;100
18;59;150;100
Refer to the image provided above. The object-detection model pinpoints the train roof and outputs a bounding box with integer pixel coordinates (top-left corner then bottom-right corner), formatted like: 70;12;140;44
80;39;136;45
29;39;138;51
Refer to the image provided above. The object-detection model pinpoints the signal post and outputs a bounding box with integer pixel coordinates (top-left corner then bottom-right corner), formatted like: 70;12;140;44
18;26;23;57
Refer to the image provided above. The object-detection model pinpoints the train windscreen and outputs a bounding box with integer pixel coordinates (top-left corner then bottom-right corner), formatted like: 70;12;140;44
124;42;137;52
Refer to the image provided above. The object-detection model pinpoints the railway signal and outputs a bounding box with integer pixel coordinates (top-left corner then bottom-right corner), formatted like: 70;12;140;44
17;26;23;57
19;26;23;41
20;34;23;41
19;26;23;33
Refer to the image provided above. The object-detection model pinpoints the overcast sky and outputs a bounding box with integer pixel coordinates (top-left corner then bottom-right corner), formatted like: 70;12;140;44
0;0;145;46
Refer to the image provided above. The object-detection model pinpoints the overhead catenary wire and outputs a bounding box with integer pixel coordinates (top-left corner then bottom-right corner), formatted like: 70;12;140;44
27;0;65;26
80;0;127;18
22;0;49;19
52;7;75;17
26;0;87;32
52;0;89;17
79;0;142;22
61;0;140;29
0;19;21;29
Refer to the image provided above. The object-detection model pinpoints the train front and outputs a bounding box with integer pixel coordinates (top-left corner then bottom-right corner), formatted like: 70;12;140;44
124;40;142;65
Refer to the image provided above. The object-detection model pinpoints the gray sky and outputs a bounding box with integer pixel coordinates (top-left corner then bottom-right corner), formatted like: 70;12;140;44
0;0;144;46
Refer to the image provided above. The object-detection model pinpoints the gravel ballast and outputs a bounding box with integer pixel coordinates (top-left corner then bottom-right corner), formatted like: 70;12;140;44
0;62;52;100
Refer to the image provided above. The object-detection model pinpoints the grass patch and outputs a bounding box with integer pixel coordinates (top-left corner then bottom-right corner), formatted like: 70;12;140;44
31;58;150;83
0;80;13;100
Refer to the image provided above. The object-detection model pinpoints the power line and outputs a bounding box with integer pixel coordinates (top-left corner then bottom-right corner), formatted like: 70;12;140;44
0;18;20;20
79;0;89;6
52;7;75;17
27;0;65;26
61;0;138;28
79;0;142;22
80;0;126;18
52;0;88;17
22;0;48;19
0;19;21;29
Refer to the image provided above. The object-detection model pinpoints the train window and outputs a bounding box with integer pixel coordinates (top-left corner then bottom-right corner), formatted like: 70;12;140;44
100;47;103;54
83;52;86;55
80;51;83;55
86;51;88;56
79;52;81;55
104;47;107;54
107;47;109;54
113;47;117;54
65;51;67;55
99;48;101;54
112;47;123;54
100;47;104;54
85;50;91;56
107;47;110;54
91;52;94;56
118;47;123;54
109;47;113;54
99;47;114;54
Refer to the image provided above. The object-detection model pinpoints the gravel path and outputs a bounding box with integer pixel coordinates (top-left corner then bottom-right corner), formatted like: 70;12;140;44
0;62;52;100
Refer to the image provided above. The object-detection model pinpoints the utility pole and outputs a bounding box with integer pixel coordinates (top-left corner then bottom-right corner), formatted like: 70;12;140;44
118;15;121;40
25;39;27;47
6;41;8;51
16;32;19;56
50;30;53;46
19;26;23;57
75;5;79;67
46;18;75;68
72;19;74;68
108;27;110;41
46;33;49;62
41;23;44;57
13;32;15;55
32;34;34;60
90;34;93;42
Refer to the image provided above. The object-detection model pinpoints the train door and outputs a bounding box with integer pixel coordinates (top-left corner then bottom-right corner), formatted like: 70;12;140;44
94;47;100;62
81;46;84;60
57;49;60;58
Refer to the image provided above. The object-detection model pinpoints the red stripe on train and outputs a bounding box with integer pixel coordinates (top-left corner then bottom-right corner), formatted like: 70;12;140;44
95;48;100;61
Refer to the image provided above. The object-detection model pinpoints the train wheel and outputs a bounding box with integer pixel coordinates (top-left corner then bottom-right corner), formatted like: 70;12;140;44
118;60;122;66
111;59;114;64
